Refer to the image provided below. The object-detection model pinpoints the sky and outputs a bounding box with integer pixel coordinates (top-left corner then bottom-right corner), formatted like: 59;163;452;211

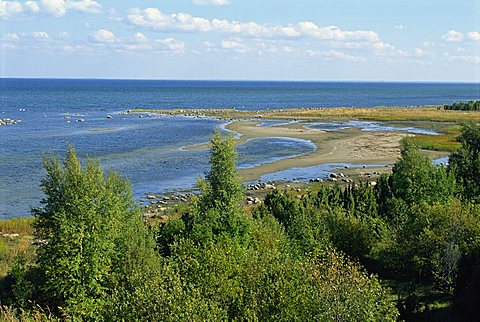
1;0;480;81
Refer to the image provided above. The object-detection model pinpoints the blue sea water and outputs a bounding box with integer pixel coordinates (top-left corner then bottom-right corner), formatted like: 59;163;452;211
1;79;479;217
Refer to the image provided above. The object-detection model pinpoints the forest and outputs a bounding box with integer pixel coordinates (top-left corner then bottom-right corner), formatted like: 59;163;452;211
0;123;480;321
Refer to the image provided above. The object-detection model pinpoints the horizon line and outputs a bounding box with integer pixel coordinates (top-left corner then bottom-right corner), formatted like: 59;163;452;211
1;77;479;84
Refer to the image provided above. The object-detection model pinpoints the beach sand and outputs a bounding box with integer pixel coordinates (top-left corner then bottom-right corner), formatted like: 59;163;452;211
184;120;431;182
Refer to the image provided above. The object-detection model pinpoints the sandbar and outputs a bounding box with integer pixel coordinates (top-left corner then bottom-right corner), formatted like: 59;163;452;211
184;120;423;182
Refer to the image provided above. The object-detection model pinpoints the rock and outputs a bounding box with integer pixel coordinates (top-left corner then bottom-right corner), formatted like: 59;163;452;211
159;215;169;221
147;195;157;200
363;165;367;168
247;200;253;205
370;181;377;186
163;196;171;201
344;165;349;169
265;184;276;190
106;115;113;119
254;198;261;204
76;118;85;122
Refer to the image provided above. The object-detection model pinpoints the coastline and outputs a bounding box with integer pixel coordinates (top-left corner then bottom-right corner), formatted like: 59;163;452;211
132;106;464;183
181;119;449;182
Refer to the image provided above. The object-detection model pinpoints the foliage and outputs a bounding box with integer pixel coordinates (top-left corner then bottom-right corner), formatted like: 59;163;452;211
189;130;250;245
10;124;480;320
444;100;480;111
391;139;456;205
449;122;480;202
19;146;161;320
409;128;461;152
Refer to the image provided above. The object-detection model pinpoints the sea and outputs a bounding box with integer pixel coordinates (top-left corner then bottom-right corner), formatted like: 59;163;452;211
1;79;479;218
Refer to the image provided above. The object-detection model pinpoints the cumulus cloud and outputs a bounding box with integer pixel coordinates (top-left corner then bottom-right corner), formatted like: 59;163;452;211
89;29;116;43
192;0;230;5
125;8;385;46
0;0;38;18
442;30;463;42
221;38;248;52
67;0;101;13
40;0;65;17
467;31;480;41
31;30;49;39
0;0;101;19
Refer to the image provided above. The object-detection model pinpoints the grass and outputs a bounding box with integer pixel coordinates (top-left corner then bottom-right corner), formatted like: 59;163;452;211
0;218;35;236
0;218;35;277
410;127;462;152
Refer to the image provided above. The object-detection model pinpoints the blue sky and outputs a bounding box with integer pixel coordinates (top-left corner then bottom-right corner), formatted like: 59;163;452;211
1;0;479;81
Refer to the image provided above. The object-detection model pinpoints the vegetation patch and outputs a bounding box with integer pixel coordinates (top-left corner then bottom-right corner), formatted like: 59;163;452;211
410;127;462;152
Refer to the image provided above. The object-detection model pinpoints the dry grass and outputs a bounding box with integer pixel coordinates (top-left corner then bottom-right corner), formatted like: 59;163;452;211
0;218;35;236
0;305;58;322
0;218;35;277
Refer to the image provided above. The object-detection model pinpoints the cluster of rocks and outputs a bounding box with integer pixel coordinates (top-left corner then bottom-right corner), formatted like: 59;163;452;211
246;196;261;205
2;233;19;240
247;182;277;191
360;171;382;177
309;178;324;183
326;172;354;183
0;118;21;126
143;193;190;203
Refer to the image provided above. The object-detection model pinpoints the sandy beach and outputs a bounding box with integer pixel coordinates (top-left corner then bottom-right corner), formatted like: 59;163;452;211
184;120;433;182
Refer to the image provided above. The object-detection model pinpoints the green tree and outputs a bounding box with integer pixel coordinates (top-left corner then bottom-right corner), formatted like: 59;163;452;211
449;122;480;202
189;130;250;244
391;139;456;205
32;146;158;319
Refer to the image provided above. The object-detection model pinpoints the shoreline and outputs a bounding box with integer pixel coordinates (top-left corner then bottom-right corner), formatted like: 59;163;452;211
181;119;449;182
131;106;463;183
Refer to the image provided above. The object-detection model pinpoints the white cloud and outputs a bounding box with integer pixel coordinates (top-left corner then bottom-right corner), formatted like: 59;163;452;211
0;0;101;19
89;29;116;43
67;0;101;14
423;41;435;47
0;0;37;19
192;0;230;5
5;32;20;40
221;38;248;52
413;48;425;57
155;38;185;52
442;30;463;42
25;1;39;12
467;31;480;41
31;30;49;39
320;49;364;62
56;31;70;39
40;0;65;17
133;32;148;43
125;8;383;44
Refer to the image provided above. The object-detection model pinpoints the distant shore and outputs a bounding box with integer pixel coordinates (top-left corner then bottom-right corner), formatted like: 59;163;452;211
132;106;480;123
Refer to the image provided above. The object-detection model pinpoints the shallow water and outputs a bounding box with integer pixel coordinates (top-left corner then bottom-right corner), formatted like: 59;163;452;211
1;79;477;217
306;121;439;135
